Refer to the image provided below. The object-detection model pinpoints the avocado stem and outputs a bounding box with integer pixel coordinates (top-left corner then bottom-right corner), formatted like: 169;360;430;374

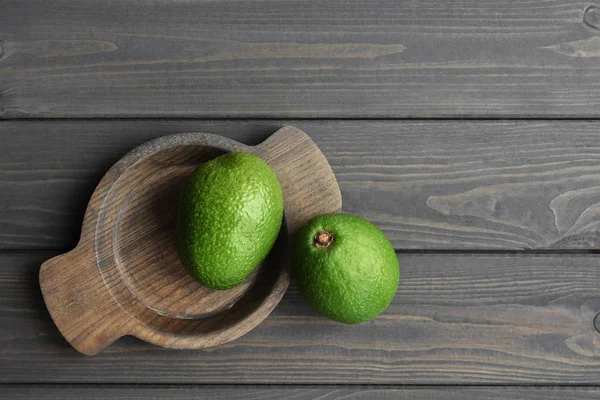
314;231;333;248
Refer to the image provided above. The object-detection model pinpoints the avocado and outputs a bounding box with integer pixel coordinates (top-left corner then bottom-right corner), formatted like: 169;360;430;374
176;152;283;290
293;213;399;324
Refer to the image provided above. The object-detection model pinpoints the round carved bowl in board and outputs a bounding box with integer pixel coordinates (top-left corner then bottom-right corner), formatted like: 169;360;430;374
39;125;342;355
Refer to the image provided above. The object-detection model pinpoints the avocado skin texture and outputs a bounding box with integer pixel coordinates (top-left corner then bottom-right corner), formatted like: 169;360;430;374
176;152;283;290
293;213;399;324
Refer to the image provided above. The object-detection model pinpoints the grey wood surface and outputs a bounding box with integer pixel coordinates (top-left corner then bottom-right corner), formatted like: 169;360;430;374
3;0;600;395
3;252;600;384
2;1;600;118
3;120;600;250
3;385;600;400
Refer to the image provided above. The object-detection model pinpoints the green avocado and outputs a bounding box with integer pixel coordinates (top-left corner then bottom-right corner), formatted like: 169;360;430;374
176;152;283;290
293;213;399;324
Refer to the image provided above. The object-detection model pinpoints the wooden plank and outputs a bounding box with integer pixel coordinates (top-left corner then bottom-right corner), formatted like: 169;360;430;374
1;1;600;118
2;252;600;384
3;385;600;400
4;120;600;250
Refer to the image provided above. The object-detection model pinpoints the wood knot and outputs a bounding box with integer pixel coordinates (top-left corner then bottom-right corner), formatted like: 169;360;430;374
584;6;600;30
594;313;600;334
0;39;15;64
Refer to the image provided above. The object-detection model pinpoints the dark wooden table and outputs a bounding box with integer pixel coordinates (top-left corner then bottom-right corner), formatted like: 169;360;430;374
3;1;600;398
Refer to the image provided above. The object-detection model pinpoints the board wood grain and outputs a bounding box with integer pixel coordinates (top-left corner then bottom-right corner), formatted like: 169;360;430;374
3;385;600;400
1;0;600;118
3;120;600;250
3;252;600;384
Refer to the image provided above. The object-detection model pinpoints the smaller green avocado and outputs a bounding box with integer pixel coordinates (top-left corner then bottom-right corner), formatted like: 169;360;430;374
293;213;399;324
176;152;283;290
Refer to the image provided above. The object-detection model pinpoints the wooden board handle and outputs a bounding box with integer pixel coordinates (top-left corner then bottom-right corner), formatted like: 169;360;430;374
40;245;131;355
256;125;342;234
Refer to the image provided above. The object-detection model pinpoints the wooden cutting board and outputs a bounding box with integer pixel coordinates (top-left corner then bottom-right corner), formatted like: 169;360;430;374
39;125;341;355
